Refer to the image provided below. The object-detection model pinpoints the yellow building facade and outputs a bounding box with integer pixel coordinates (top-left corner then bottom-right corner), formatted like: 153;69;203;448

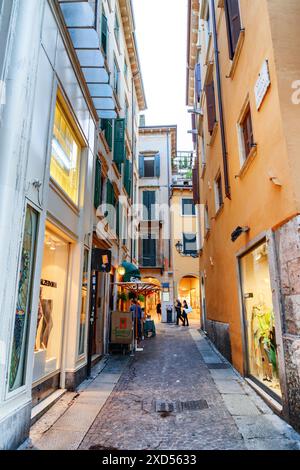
187;0;300;430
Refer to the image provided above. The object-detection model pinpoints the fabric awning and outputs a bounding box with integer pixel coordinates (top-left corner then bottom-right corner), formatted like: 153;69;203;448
114;282;161;297
121;261;141;283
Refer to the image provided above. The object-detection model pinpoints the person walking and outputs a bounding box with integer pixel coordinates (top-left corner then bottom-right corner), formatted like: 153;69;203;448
175;299;184;326
156;302;162;321
182;300;190;327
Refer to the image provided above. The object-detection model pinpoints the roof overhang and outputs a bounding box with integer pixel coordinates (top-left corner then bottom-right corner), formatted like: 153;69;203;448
119;0;147;111
186;0;200;107
139;125;177;157
59;1;117;119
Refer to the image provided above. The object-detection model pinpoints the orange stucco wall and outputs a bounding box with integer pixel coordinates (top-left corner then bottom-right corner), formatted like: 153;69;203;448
198;0;300;373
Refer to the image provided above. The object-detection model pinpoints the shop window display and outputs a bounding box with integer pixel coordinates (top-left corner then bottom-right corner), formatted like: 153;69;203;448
50;100;81;205
33;229;69;383
240;242;282;398
9;206;38;391
78;249;89;356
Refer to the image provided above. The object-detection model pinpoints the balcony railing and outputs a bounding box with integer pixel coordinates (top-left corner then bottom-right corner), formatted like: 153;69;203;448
138;255;164;268
172;151;196;186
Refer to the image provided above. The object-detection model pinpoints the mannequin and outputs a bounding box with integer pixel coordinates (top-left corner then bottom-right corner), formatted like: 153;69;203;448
251;293;275;381
40;299;53;349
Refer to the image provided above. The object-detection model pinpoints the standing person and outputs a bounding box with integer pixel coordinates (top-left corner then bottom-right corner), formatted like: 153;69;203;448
130;299;143;341
182;300;190;327
156;302;162;321
175;299;184;326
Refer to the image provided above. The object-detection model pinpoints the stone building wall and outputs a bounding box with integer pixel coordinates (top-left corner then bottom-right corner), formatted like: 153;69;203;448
275;215;300;431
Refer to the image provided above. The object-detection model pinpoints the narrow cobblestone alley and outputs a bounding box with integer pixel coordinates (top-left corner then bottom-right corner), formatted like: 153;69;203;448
27;323;300;451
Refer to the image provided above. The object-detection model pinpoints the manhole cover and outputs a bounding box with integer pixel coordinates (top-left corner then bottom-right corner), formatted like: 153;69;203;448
207;363;231;369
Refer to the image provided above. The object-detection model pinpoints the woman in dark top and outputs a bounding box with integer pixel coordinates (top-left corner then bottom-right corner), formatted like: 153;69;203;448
182;300;190;327
175;299;184;326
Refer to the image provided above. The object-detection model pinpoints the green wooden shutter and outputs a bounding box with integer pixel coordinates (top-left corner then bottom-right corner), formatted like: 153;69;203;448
94;158;102;209
101;14;108;55
124;159;132;198
113;119;126;164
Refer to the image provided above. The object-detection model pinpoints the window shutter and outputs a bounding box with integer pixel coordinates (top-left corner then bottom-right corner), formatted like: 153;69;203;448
116;201;120;238
94;158;102;209
101;14;108;55
205;81;217;135
195;63;202;103
139;155;145;177
192;164;200;205
143;236;156;266
224;0;241;60
191;113;197;147
113;119;126;164
155;153;160;177
123;159;132;198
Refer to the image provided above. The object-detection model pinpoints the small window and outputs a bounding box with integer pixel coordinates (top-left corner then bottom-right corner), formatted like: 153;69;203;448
114;13;120;46
241;108;254;159
239;106;254;163
182;199;196;216
205;204;210;233
101;14;108;56
183;233;197;255
144;157;155;177
113;60;119;97
214;173;223;212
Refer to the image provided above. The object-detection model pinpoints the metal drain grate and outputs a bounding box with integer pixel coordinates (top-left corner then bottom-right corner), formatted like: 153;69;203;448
181;399;208;411
152;399;208;413
207;363;231;369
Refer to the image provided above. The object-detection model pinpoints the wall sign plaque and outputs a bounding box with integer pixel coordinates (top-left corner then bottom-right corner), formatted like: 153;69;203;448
254;60;271;110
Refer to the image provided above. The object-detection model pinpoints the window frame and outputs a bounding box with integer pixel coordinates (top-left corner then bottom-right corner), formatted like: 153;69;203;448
214;172;224;214
237;99;256;168
182;233;198;256
181;198;196;217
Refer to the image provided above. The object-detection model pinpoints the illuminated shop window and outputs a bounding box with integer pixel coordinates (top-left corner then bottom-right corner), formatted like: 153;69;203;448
50;101;81;205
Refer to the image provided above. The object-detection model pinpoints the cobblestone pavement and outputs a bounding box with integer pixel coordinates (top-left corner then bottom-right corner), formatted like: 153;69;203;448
78;323;300;451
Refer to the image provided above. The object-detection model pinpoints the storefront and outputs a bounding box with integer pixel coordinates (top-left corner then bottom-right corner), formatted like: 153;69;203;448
239;240;282;401
32;227;70;403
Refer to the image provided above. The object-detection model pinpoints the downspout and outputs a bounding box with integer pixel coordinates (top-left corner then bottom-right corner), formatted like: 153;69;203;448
210;0;231;199
166;131;171;270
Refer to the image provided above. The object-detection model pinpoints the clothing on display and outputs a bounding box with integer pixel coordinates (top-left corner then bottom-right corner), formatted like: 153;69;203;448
251;304;277;381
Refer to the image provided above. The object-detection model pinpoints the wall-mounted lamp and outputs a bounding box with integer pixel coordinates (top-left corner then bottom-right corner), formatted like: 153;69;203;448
187;108;204;115
231;226;250;242
187;130;198;135
117;265;126;276
175;240;183;254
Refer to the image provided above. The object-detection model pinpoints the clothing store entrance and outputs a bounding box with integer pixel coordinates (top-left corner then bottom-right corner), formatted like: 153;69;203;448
239;240;282;401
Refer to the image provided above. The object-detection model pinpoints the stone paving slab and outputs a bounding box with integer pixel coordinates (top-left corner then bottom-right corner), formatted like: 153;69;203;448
25;323;300;451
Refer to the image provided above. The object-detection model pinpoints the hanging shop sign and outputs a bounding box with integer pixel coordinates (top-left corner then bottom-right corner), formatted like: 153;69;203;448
254;60;271;110
91;248;112;272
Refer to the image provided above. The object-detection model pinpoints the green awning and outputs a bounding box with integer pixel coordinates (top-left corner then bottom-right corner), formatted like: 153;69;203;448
122;261;141;282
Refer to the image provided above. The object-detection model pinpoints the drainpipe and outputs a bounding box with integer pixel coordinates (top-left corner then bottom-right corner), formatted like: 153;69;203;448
166;131;172;270
210;0;231;199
